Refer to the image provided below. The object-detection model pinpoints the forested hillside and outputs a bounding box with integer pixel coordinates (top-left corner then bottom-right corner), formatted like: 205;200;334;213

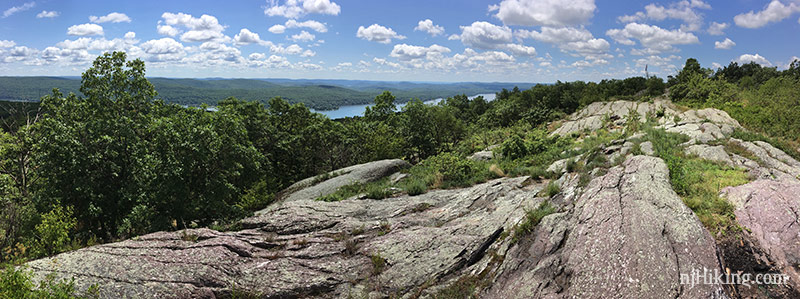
0;76;525;110
2;52;799;297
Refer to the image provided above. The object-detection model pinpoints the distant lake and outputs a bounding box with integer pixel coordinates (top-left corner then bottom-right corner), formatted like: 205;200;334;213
312;93;497;119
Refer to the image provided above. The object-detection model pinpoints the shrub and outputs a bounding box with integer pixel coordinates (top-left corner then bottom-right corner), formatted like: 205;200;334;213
31;205;77;258
0;265;86;298
402;178;428;196
500;134;528;160
365;184;392;200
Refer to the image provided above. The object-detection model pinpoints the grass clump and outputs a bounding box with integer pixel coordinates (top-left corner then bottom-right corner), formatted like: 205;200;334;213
512;201;556;244
316;179;393;202
679;158;749;236
643;127;750;236
543;181;560;197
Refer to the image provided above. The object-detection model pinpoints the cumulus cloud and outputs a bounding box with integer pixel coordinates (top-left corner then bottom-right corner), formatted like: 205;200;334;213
456;21;512;49
517;26;607;61
357;24;406;44
234;28;272;46
714;38;735;50
161;12;229;43
736;53;771;66
734;0;800;28
139;37;186;62
285;19;327;32
389;44;451;61
264;0;341;18
618;0;711;31
36;10;58;18
3;2;35;18
501;44;535;56
269;25;286;34
89;12;131;23
0;40;16;48
517;26;592;44
67;23;104;36
414;19;445;36
606;23;698;54
157;25;180;37
490;0;596;26
707;21;728;35
291;30;315;42
270;44;304;55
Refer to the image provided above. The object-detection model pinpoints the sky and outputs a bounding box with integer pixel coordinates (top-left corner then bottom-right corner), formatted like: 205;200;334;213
0;0;799;82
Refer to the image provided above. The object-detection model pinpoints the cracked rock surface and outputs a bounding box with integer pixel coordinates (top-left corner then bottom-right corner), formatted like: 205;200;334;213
486;156;726;298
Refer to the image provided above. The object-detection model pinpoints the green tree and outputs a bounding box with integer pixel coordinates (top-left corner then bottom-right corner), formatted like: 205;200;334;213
364;91;396;122
35;52;157;240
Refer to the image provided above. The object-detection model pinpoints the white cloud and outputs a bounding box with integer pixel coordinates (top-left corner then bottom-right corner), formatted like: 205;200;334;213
634;54;680;68
618;0;711;31
736;53;771;66
161;12;229;43
606;23;698;54
373;57;401;68
139;38;186;62
711;62;722;69
414;19;445;36
734;0;800;28
234;28;272;46
291;30;315;42
301;49;315;57
67;23;104;36
503;44;536;56
157;25;180;37
0;40;15;48
390;44;451;61
269;25;286;34
36;10;58;18
517;26;592;44
357;24;406;44
707;22;728;35
264;0;341;18
490;0;596;26
572;59;608;68
285;19;327;33
249;53;266;60
457;21;512;49
270;44;304;55
124;32;136;40
89;12;131;23
714;38;735;50
3;2;34;18
517;26;607;61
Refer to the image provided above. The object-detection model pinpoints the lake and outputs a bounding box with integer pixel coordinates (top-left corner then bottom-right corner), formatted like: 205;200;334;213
311;93;497;119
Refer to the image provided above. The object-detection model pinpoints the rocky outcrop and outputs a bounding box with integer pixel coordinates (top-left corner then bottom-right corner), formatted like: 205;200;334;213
486;156;726;298
27;176;545;298
262;159;410;209
686;144;734;166
722;180;800;289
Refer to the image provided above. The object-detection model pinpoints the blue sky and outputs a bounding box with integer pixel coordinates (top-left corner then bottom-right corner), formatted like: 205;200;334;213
0;0;798;82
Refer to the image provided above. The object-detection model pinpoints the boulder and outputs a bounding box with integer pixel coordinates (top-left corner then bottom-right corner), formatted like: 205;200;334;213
263;159;410;209
640;141;655;155
468;150;495;161
685;144;734;166
486;156;726;298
